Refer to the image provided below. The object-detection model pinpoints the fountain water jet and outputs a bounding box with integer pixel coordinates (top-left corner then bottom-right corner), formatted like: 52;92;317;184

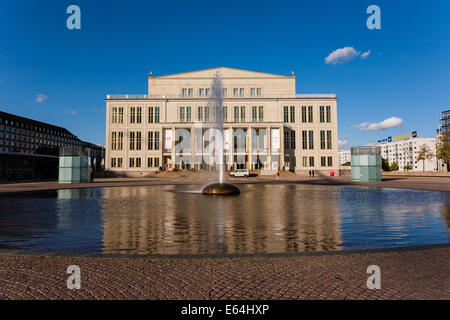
202;72;240;195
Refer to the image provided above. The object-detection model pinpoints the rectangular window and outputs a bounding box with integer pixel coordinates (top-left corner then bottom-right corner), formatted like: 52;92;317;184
136;158;141;168
179;106;185;122
111;132;117;151
129;132;135;150
326;106;331;122
188;88;193;97
155;107;160;123
117;158;123;168
112;107;118;124
199;88;205;96
320;106;325;123
327;130;332;149
240;88;244;96
198;106;203;122
222;88;228;97
205;88;210;96
290;106;295;122
308;106;313;123
136;107;142;123
240;106;245;122
308;130;314;149
233;88;238;96
302;131;307;150
223;106;228;122
290;131;296;149
148;107;154;123
234;106;239;122
155;131;160;150
182;88;187;96
129;158;135;168
302;106;307;123
251;88;256;96
118;132;123;150
136;132;142;150
320;130;325;149
148;131;153;150
321;156;326;167
302;156;308;167
283;106;289;123
186;106;191;122
284;131;289;149
118;107;124;123
309;156;314;167
258;106;263;122
252;106;257;122
257;88;261;96
148;157;153;168
205;106;210;122
155;157;160;168
327;156;333;167
111;158;117;168
130;107;136;124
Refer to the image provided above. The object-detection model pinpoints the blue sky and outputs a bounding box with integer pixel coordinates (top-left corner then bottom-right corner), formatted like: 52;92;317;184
0;0;449;147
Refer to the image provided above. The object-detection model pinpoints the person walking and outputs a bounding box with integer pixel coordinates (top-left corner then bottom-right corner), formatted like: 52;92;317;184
312;170;315;177
309;170;311;178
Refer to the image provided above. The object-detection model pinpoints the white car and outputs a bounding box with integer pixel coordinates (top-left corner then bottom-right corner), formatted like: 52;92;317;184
230;169;249;177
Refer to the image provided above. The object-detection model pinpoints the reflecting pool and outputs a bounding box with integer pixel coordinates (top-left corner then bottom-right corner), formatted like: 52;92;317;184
0;184;448;254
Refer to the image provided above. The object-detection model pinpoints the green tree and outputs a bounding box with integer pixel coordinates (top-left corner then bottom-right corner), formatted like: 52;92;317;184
403;164;412;172
390;161;399;171
436;132;450;171
382;158;390;171
341;161;351;166
416;144;434;172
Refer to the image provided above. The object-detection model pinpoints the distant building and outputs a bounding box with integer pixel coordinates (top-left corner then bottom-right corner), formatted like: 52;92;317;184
378;136;437;172
338;150;351;165
437;110;450;171
0;111;104;180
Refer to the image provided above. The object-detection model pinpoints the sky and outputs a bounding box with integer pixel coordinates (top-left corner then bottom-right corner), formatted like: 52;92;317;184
0;0;449;147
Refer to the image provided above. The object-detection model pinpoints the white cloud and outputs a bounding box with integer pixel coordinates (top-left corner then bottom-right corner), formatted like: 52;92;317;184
325;47;372;64
325;47;360;64
338;140;349;150
360;50;371;59
355;116;404;131
35;94;48;103
64;108;77;115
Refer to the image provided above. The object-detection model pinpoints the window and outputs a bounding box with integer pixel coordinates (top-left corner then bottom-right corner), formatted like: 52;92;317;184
321;156;326;167
308;106;313;123
302;156;308;167
252;106;257;122
205;106;210;122
233;88;238;96
240;106;245;122
155;131;160;150
155;157;160;168
283;106;289;123
119;108;124;123
199;88;205;96
290;131;296;149
129;132;135;150
308;130;314;149
320;130;325;149
302;106;307;123
257;88;261;96
302;131;307;150
136;132;142;150
148;157;153;168
111;132;117;150
179;107;185;122
118;132;123;150
251;88;256;96
258;106;263;122
234;106;239;122
186;106;191;122
198;106;203;122
129;158;135;168
326;106;331;122
205;88;210;96
111;158;117;168
155;107;160;123
222;88;228;97
182;88;193;97
327;130;332;149
240;88;244;96
309;156;315;167
327;156;332;166
223;106;228;122
290;106;295;122
148;107;153;123
148;132;154;150
182;88;187;97
136;158;141;167
130;107;136;123
136;107;142;123
112;107;118;124
284;131;289;149
320;106;325;123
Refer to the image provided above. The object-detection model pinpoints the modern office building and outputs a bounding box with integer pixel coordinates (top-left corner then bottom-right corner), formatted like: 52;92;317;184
0;110;104;180
437;110;450;171
338;150;351;165
377;133;437;172
105;67;339;176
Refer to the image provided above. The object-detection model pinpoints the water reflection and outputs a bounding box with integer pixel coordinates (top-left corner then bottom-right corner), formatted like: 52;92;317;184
0;185;448;254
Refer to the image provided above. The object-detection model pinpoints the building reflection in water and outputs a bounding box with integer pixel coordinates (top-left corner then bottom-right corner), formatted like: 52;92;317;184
100;184;343;254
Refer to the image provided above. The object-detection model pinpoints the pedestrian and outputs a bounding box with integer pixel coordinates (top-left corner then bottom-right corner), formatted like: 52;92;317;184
312;170;315;177
276;171;280;180
309;170;311;178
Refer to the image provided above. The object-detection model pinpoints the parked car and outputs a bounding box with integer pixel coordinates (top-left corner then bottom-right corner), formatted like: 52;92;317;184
230;169;249;177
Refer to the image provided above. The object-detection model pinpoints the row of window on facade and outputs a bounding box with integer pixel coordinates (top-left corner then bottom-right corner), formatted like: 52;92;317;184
110;157;160;168
0;118;77;139
111;131;160;151
181;87;262;97
111;105;333;124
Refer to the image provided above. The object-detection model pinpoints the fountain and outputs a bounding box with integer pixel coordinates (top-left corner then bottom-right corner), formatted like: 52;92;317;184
202;72;240;195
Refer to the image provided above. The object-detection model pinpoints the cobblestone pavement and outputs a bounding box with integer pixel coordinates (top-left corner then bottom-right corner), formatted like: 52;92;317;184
0;246;448;300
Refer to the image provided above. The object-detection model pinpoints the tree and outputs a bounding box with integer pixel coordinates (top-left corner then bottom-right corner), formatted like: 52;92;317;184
416;144;434;172
389;161;399;171
341;161;351;166
382;158;390;171
403;164;412;172
436;132;450;171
